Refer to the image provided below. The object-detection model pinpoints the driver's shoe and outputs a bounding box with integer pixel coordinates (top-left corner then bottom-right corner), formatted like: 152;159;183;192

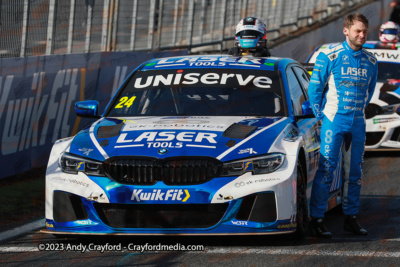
344;215;368;236
310;218;333;238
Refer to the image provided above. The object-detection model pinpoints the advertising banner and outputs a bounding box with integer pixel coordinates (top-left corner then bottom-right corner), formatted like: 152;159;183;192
0;50;188;179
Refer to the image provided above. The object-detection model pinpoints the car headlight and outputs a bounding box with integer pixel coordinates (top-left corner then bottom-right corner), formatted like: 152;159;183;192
381;104;400;115
220;153;285;176
59;152;104;176
366;103;400;119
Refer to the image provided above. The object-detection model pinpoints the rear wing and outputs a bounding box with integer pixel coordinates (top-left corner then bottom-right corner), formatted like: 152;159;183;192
301;63;314;75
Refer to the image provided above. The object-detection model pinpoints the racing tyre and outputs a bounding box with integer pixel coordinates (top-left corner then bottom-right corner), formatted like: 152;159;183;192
294;161;309;238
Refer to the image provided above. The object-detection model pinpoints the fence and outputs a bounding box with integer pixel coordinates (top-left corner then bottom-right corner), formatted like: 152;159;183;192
0;0;371;58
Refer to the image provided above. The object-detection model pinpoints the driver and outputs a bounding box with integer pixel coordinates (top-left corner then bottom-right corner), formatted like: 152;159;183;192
228;17;271;57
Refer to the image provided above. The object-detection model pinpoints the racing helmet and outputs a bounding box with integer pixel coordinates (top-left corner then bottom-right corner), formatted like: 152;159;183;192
379;21;399;43
235;17;267;50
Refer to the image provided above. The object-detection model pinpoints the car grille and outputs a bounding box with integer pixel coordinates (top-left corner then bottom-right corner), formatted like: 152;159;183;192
390;127;400;142
103;157;222;185
93;203;229;228
365;132;384;146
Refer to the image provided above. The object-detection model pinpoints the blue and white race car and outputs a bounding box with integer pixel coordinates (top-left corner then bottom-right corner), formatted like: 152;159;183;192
307;41;400;150
43;55;343;236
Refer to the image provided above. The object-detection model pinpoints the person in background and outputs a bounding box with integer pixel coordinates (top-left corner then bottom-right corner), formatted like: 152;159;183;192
228;17;271;57
389;1;400;25
307;13;378;238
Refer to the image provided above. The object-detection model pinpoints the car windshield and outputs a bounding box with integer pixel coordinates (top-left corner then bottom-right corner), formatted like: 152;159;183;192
378;62;400;80
106;68;285;117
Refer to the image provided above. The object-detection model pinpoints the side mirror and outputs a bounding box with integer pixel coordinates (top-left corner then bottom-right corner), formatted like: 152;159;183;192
74;100;100;118
295;100;315;121
301;100;313;115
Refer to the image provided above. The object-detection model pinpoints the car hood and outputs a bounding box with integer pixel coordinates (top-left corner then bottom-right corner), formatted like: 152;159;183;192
68;116;289;162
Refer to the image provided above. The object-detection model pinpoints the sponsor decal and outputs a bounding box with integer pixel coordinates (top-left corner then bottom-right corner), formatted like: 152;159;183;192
75;219;97;225
277;222;297;229
78;148;93;156
51;177;89;187
314;63;324;68
235;182;245;187
344;106;362;111
339;80;367;89
45;222;54;228
373;117;399;124
244;161;253;171
234;177;280;188
116;131;218;147
310;80;321;84
131;189;191;202
372;52;397;60
341;67;367;77
133;72;273;89
343;98;363;103
277;215;297;229
342;55;349;63
329;53;337;60
231;220;248;226
254;177;280;183
154;119;209;124
238;148;258;155
345;91;365;96
312;73;318;78
76;161;85;171
125;123;224;129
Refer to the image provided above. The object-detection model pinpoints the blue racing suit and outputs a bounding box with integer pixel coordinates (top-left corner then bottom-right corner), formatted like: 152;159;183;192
308;40;378;218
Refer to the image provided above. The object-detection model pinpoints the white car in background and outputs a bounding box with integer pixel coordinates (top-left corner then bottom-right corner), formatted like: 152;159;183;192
307;41;400;150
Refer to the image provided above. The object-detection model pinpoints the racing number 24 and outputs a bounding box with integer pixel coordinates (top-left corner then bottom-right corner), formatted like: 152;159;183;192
115;96;136;108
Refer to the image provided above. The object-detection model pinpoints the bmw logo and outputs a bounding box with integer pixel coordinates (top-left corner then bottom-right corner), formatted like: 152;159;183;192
158;148;168;155
246;18;253;22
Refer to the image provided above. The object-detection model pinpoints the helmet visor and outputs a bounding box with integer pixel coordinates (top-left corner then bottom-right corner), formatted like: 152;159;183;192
237;30;264;39
382;29;398;35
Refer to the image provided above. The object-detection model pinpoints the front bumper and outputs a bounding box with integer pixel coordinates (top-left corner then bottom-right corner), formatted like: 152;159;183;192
45;156;297;235
365;114;400;149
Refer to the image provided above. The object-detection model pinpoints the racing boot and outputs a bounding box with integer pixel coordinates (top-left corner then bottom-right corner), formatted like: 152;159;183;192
344;215;368;236
310;218;333;238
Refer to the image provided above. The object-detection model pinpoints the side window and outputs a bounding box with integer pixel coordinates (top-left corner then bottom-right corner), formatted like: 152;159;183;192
286;67;307;116
293;66;310;95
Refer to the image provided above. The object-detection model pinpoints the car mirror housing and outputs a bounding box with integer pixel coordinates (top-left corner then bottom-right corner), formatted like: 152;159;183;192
301;100;313;115
74;100;100;118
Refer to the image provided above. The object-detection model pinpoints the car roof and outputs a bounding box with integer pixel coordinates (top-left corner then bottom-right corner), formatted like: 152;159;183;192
307;42;400;63
139;54;298;72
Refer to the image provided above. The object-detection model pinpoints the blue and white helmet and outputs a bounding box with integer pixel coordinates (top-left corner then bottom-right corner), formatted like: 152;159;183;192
379;21;399;43
235;17;267;49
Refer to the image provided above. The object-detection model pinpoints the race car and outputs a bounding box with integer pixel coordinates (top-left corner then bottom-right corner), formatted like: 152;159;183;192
307;41;400;150
43;55;343;237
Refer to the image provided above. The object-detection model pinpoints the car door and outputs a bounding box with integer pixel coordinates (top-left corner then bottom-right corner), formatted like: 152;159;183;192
286;65;320;184
290;65;343;194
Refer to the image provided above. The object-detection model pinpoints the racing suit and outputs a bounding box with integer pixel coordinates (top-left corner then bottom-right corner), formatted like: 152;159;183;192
308;40;378;218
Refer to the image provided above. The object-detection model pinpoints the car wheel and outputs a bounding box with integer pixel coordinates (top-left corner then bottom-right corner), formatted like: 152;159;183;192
294;161;309;238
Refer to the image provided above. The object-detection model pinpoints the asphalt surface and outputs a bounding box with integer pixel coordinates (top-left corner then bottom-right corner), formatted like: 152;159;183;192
0;151;399;266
